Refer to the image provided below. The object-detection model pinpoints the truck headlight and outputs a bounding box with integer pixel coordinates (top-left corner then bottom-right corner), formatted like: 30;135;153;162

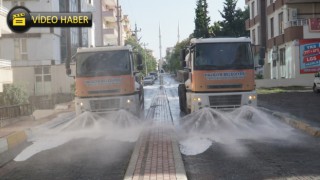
80;102;84;106
249;95;256;100
127;99;131;104
193;97;201;102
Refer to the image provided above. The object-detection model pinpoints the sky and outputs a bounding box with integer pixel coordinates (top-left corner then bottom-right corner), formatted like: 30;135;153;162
121;0;246;60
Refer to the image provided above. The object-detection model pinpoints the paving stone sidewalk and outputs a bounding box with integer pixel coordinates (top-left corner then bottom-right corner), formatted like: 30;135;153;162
125;87;187;180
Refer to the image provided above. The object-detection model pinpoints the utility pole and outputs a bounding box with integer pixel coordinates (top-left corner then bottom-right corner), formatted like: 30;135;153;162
141;43;148;75
177;21;180;43
116;0;121;45
159;24;162;70
131;23;141;42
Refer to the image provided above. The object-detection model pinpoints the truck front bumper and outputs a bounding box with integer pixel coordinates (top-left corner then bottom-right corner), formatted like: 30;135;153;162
187;91;257;113
75;94;141;116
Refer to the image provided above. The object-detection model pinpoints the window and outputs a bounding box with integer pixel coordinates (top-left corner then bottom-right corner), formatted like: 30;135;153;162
273;60;277;67
270;0;273;5
270;17;274;38
251;1;255;18
278;12;284;34
280;48;286;66
20;39;28;60
14;39;20;60
252;29;256;45
34;66;52;96
257;26;261;45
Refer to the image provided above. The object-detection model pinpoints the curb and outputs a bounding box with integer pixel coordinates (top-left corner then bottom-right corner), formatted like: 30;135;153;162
124;134;143;180
171;133;188;180
0;130;28;155
259;107;320;137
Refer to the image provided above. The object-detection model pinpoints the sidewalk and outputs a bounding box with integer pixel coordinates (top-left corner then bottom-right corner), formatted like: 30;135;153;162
258;91;320;136
125;87;187;180
0;102;74;162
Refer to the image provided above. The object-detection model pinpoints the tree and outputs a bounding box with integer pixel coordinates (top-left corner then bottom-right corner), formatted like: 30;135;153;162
125;37;157;75
216;0;249;37
194;0;211;38
167;38;190;74
0;84;28;106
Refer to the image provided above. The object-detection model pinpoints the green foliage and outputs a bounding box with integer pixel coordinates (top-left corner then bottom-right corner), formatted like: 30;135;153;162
210;0;249;37
125;37;157;76
166;38;191;73
0;84;28;106
194;0;211;38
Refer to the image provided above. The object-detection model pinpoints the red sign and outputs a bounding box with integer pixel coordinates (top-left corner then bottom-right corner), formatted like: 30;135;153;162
303;54;320;63
309;18;320;32
303;47;320;56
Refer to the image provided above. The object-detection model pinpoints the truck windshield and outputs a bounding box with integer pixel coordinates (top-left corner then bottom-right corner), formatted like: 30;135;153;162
76;50;131;77
194;42;254;70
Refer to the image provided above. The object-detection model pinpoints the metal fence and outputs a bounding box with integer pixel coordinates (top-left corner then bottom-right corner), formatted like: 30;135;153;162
0;104;33;120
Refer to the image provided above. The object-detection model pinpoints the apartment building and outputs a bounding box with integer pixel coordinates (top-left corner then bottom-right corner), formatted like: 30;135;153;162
0;0;91;97
0;0;12;92
246;0;320;80
91;0;131;46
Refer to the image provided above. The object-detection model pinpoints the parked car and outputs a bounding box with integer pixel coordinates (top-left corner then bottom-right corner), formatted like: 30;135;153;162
313;72;320;93
143;76;154;86
149;72;158;80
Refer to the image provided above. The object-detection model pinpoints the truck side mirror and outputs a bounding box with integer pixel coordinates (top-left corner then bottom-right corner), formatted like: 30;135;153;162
137;53;143;65
66;68;72;75
180;49;186;62
259;47;265;66
181;61;186;68
137;65;143;71
66;55;76;76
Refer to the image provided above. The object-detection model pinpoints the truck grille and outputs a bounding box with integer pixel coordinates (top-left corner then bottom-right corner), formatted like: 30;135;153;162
90;99;120;110
207;84;242;89
209;95;242;108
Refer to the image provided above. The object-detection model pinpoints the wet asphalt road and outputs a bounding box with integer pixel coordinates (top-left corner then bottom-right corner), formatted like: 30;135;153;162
1;74;320;180
183;136;320;180
0;139;134;180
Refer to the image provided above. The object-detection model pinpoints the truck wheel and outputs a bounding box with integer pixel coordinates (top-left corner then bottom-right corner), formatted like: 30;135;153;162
178;84;187;113
313;84;319;93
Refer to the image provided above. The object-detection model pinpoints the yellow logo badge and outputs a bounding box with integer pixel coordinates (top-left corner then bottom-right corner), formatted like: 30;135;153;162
12;13;26;26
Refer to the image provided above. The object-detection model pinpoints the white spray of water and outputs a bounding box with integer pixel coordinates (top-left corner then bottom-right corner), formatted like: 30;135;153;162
14;110;145;161
178;106;298;156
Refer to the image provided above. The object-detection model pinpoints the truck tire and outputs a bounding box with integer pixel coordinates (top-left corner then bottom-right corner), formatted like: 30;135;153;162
313;84;320;93
178;84;187;113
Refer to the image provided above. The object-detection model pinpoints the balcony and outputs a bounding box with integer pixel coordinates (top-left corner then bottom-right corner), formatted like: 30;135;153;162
275;0;285;10
252;45;261;55
267;3;275;16
0;6;10;36
275;34;285;45
285;0;320;3
0;6;8;16
102;0;116;7
284;26;303;42
267;38;276;49
103;27;118;38
245;0;251;4
103;9;116;22
245;15;261;30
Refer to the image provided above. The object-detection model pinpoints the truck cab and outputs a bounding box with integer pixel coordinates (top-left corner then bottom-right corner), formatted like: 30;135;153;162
178;37;261;113
66;46;144;116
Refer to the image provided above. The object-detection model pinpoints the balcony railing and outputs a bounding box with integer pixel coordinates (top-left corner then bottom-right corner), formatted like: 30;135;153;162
0;59;11;68
286;19;308;28
0;6;8;16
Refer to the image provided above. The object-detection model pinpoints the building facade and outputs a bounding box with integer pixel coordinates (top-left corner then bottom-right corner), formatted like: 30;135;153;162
0;0;91;97
246;0;320;81
91;0;131;47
